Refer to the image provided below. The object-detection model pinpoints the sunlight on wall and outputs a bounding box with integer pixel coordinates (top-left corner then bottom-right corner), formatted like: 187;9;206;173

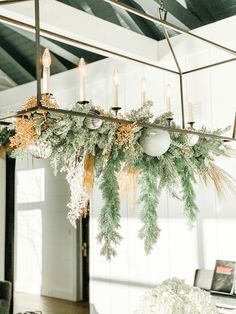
15;168;44;294
15;209;42;294
202;219;236;269
16;168;45;203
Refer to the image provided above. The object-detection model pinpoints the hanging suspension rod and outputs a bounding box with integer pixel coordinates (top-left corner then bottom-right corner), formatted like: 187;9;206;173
103;0;236;57
0;104;235;142
34;0;41;106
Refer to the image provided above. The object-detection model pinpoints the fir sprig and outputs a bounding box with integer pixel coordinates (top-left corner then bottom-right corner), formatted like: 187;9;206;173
176;157;198;222
138;157;162;254
97;149;123;259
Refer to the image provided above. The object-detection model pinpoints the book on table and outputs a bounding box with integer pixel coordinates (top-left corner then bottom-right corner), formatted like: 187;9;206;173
211;260;236;295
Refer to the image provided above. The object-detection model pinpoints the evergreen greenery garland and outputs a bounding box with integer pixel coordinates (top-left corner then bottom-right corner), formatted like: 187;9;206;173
138;157;162;254
1;101;235;259
97;149;123;259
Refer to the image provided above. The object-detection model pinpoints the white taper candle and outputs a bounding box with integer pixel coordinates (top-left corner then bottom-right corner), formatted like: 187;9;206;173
42;48;51;94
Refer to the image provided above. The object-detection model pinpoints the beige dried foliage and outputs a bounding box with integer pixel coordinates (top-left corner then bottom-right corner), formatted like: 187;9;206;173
83;154;95;195
224;147;236;158
0;144;12;159
10;96;58;151
117;167;139;213
0;146;5;159
115;123;137;152
10;117;38;150
199;161;236;197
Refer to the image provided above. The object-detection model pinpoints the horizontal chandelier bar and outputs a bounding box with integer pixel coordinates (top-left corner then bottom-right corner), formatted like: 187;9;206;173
0;105;235;142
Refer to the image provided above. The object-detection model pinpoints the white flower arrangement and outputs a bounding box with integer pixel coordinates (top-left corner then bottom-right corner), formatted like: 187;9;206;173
135;278;219;314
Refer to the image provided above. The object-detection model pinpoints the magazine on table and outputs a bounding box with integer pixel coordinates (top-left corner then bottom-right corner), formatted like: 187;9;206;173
211;260;236;295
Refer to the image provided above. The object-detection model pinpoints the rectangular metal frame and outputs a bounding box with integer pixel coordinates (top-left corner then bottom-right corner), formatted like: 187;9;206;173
0;0;235;141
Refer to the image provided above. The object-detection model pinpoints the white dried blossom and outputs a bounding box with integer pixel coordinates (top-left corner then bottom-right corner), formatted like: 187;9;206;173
62;154;89;228
135;278;219;314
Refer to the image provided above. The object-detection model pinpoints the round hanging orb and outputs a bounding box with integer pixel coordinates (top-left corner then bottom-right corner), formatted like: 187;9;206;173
140;128;171;157
187;134;199;146
28;140;52;159
84;109;103;130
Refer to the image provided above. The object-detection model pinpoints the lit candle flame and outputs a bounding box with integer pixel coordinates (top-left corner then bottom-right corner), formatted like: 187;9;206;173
78;58;86;101
42;48;51;94
42;48;51;68
141;77;147;106
188;91;193;122
113;69;119;85
165;84;171;112
113;70;119;107
79;58;86;76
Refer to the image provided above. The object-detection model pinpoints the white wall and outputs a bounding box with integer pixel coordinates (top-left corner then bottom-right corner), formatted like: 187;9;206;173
0;154;6;280
14;155;78;301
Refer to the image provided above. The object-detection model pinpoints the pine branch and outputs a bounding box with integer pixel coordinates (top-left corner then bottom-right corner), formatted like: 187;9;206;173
97;151;122;259
138;162;162;254
176;159;198;223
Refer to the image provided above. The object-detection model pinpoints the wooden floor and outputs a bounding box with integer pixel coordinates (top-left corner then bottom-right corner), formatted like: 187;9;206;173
14;293;89;314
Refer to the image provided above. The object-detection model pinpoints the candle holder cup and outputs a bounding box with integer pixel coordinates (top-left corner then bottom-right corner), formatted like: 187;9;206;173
112;106;122;118
187;121;195;129
77;100;90;105
166;117;173;127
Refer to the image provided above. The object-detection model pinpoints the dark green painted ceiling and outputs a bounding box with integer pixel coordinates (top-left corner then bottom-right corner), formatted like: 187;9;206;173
57;0;236;39
0;0;236;91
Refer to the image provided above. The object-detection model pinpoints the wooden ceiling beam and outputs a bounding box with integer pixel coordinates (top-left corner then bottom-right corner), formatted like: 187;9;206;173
0;0;164;71
0;38;35;81
121;0;164;40
7;25;80;65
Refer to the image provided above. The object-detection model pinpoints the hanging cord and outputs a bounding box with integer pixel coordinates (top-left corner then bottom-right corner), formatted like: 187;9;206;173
159;0;167;21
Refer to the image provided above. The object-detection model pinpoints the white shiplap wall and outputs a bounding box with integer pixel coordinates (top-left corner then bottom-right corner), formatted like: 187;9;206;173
14;155;78;301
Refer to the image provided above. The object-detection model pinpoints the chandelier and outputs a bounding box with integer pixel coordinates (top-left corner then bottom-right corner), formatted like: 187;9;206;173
0;0;236;259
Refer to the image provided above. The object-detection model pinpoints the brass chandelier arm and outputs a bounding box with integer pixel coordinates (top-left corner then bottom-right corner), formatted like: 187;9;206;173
183;58;236;74
103;0;236;57
0;105;235;142
34;0;41;106
0;121;11;125
0;105;42;121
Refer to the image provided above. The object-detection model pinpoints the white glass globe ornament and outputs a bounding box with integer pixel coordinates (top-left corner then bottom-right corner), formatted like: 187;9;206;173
28;140;52;159
187;133;199;146
84;109;103;130
140;128;171;157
